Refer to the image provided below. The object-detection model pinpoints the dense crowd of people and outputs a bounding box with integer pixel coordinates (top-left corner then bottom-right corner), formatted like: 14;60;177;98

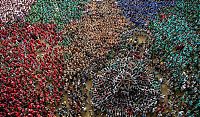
147;1;199;116
116;0;175;27
91;28;161;116
0;0;199;117
0;0;36;23
92;57;161;116
56;1;129;116
0;22;65;116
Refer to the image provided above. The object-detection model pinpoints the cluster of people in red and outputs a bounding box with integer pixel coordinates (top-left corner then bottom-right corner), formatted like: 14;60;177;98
0;22;65;116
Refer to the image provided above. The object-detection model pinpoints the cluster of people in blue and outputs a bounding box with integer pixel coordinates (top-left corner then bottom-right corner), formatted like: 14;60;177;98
116;0;175;27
